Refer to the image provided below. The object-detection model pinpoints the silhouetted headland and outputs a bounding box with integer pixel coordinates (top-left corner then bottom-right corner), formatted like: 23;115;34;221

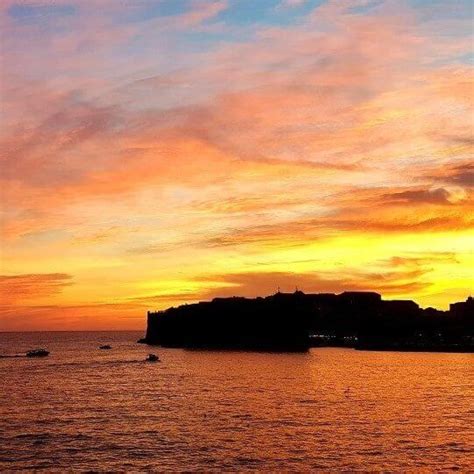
142;292;474;352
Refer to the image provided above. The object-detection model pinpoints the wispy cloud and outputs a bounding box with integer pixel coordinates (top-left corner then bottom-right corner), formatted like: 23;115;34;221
1;0;472;328
0;273;73;305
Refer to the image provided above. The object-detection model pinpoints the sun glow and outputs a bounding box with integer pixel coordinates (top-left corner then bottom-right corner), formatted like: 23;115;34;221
1;0;472;330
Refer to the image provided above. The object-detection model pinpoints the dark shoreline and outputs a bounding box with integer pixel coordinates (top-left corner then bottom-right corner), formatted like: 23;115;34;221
355;346;474;353
140;340;474;354
143;291;474;353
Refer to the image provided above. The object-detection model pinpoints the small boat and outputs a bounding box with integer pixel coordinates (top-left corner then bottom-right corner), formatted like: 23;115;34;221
99;345;112;350
26;349;49;357
146;353;160;362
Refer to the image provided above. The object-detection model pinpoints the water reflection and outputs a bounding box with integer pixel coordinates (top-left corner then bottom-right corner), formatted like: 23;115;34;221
0;332;472;471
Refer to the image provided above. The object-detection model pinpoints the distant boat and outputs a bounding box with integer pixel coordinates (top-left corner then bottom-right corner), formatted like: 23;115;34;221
99;345;112;350
146;353;160;362
26;349;49;357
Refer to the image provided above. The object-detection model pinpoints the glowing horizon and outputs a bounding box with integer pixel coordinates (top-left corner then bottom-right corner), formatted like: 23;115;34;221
1;0;473;331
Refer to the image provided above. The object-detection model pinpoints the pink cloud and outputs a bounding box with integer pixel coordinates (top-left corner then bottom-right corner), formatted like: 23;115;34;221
1;1;472;325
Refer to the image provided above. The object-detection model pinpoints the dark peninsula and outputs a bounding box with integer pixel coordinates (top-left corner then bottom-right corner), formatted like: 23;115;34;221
142;291;474;352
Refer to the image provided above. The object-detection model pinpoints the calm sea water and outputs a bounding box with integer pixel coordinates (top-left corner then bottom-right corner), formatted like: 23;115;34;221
0;331;473;471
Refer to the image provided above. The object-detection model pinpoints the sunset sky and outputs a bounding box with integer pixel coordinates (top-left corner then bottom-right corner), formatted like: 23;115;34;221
1;0;473;330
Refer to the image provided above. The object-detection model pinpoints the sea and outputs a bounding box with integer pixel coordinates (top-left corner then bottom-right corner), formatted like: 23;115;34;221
0;331;473;471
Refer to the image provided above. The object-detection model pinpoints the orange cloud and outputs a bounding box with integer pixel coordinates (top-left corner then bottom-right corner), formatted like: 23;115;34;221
0;273;73;305
1;0;472;329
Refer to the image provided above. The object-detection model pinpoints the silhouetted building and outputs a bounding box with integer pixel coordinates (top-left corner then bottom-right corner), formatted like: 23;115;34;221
450;296;474;318
146;293;312;351
143;291;474;352
339;291;382;305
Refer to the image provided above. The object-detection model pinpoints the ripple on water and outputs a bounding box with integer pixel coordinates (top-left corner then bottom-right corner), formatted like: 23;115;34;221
1;332;473;471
